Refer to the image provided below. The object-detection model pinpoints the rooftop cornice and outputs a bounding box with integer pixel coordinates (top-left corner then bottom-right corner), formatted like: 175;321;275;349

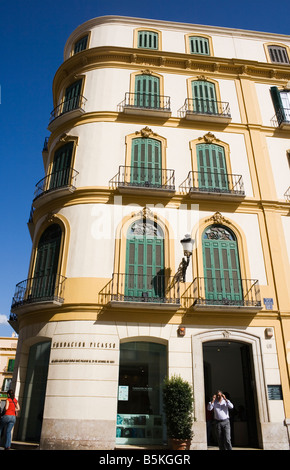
53;45;290;102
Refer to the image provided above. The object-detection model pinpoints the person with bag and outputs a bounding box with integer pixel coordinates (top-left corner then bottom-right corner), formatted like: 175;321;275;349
0;389;20;450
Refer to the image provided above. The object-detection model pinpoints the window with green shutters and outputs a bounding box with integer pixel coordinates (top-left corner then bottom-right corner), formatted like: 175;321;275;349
32;225;62;300
270;86;290;124
196;143;229;192
191;80;218;114
189;36;210;55
74;35;88;54
63;80;82;113
131;137;162;187
125;220;164;300
135;74;160;109
202;225;242;304
268;45;289;64
49;142;74;190
138;31;158;50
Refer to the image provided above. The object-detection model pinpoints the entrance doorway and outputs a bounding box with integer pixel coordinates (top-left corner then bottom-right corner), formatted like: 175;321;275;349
203;340;259;448
116;341;167;445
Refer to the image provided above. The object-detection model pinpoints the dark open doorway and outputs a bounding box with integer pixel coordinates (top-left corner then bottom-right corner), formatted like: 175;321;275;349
203;340;259;448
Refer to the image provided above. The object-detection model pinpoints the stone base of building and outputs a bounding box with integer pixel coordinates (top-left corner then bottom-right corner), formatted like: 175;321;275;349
260;422;290;450
40;418;116;450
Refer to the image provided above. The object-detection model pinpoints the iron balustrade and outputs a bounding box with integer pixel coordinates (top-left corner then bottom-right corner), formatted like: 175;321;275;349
11;274;66;309
284;187;290;201
49;95;87;123
34;168;79;200
178;98;231;118
183;277;261;309
109;165;175;190
271;107;290;127
119;92;171;112
100;273;180;305
179;170;245;196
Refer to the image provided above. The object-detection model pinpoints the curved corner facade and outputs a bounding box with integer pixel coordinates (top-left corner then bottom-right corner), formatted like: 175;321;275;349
9;15;290;450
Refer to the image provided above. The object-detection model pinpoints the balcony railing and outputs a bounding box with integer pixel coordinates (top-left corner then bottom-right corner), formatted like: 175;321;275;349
183;277;261;310
99;273;180;307
34;168;79;200
49;95;87;123
284;187;290;201
119;92;171;115
11;274;66;309
109;166;175;192
179;171;245;197
271;107;290;128
178;98;231;121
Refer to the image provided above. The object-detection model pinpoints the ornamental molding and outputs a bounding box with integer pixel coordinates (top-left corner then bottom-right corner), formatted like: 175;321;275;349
135;126;158;138
205;211;231;226
198;132;220;144
131;206;156;221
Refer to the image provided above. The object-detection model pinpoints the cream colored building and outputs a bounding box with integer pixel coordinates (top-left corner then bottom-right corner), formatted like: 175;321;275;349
9;15;290;450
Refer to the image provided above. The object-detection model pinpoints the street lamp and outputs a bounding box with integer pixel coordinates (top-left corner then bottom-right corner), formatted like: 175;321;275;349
179;234;194;282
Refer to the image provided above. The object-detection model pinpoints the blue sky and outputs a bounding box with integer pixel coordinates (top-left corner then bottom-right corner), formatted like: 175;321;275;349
0;0;289;337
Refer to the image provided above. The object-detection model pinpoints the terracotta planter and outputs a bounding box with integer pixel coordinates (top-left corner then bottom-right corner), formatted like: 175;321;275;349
169;438;191;450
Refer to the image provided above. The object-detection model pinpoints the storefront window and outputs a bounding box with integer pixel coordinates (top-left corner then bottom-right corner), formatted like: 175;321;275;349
116;341;167;445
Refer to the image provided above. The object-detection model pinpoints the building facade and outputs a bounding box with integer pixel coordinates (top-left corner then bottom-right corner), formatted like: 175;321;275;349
0;334;18;410
9;15;290;450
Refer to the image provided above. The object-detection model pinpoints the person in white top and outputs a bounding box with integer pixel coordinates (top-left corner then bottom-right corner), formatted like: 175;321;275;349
207;390;234;450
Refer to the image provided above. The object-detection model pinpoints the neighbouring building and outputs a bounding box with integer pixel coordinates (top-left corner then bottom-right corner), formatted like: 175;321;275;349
9;15;290;450
0;334;18;408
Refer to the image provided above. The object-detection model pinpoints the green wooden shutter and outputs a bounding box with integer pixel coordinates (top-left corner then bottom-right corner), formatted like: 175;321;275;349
202;226;242;303
197;143;228;191
135;75;160;108
131;138;162;186
49;142;73;189
63;80;82;113
32;225;62;299
191;80;217;114
74;35;88;54
138;31;158;49
125;221;164;300
270;86;285;125
189;36;210;55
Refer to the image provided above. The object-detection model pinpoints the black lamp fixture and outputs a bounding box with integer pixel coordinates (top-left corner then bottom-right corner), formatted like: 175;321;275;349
179;234;194;282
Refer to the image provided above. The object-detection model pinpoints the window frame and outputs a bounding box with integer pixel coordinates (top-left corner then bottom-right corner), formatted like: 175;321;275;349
264;43;290;64
185;33;213;56
133;28;162;50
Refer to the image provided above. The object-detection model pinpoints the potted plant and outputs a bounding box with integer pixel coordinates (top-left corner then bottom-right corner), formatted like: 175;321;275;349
163;374;194;450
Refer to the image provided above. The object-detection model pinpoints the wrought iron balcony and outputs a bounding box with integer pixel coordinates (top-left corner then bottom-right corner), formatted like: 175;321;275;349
183;277;261;311
11;274;66;310
178;98;231;122
99;273;180;309
48;95;87;129
179;171;245;198
118;92;171;117
271;108;290;128
34;168;79;201
284;187;290;201
109;165;175;194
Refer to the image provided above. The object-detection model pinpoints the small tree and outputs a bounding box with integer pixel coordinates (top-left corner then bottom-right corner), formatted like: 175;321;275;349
163;375;194;440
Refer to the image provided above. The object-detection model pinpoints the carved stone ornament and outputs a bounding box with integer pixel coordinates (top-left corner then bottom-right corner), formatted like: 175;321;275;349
205;211;231;226
136;126;158;138
199;132;219;144
222;330;231;338
132;206;155;220
46;213;56;224
141;69;153;75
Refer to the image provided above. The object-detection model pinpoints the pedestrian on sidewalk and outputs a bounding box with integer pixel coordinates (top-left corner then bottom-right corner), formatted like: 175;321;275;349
0;389;20;450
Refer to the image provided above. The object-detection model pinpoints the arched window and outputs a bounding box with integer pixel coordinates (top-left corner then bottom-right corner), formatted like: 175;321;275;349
50;142;74;190
134;74;160;109
125;219;164;301
32;224;62;300
196;142;228;192
191;80;218;114
202;225;242;304
130;137;162;187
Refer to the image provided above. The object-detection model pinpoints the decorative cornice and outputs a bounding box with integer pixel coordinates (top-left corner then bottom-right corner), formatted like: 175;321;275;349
52;46;290;102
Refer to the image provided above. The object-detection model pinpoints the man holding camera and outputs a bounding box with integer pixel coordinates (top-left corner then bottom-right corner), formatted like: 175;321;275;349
207;390;234;450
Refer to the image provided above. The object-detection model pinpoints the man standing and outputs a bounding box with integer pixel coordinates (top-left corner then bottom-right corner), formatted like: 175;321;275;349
207;390;234;450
